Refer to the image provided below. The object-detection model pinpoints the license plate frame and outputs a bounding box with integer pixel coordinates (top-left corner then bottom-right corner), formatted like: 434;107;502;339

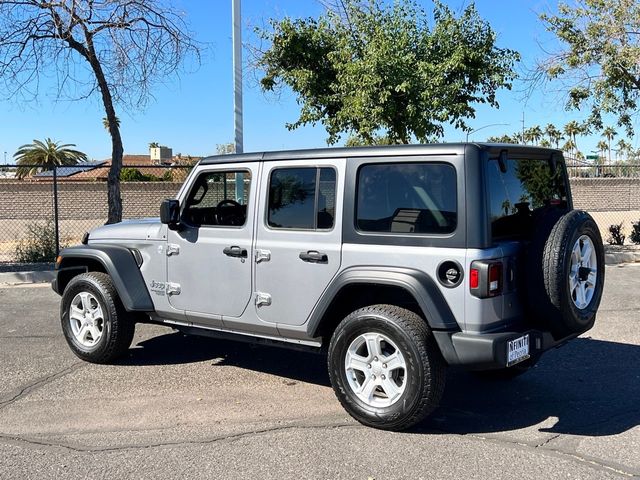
507;334;530;367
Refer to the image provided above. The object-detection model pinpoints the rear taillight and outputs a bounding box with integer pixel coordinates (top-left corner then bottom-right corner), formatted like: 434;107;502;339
470;260;504;298
470;268;479;289
488;262;503;296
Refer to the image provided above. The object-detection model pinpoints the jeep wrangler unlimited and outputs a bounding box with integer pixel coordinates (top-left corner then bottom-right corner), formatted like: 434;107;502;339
52;143;604;431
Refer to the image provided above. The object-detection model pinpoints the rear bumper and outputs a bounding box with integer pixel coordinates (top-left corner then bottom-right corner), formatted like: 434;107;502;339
433;328;584;370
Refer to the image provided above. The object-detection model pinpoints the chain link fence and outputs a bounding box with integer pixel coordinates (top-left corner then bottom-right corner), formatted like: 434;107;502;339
1;161;639;267
0;164;191;266
568;165;640;246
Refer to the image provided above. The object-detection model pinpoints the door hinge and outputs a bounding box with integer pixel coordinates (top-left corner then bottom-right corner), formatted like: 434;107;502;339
166;244;180;256
255;249;271;263
166;282;181;296
255;292;272;307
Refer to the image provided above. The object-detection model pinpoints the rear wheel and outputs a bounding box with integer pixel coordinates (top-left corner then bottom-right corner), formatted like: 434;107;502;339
61;272;135;364
328;304;445;431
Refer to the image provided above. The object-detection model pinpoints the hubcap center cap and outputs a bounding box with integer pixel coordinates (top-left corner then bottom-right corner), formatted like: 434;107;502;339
578;266;591;282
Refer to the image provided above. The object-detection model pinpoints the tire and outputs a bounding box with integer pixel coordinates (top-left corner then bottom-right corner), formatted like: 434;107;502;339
327;304;446;431
60;272;135;364
527;210;604;337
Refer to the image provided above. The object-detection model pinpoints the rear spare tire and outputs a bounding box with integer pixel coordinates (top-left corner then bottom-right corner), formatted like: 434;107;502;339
528;210;604;337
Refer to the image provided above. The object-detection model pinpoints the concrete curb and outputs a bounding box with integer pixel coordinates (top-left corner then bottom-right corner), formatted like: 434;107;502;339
605;252;640;265
0;270;55;285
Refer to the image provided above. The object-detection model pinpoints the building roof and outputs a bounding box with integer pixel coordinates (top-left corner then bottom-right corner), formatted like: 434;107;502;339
33;161;108;178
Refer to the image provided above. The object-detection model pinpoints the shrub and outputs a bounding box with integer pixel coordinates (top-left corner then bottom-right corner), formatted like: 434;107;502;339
630;220;640;245
119;167;162;182
14;220;60;263
607;223;626;246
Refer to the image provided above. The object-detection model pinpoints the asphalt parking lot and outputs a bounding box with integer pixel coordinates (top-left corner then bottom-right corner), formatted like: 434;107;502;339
0;264;639;479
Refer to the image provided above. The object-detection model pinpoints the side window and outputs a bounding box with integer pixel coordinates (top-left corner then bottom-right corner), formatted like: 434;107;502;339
182;170;251;227
267;167;336;230
356;163;457;234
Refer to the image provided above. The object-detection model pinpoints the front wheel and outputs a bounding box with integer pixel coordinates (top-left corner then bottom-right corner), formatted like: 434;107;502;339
60;272;135;364
328;304;446;431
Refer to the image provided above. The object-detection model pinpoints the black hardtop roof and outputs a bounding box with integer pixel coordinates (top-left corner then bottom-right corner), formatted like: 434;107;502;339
199;143;561;165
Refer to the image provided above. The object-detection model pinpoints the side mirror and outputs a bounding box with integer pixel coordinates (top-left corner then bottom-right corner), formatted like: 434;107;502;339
160;199;181;230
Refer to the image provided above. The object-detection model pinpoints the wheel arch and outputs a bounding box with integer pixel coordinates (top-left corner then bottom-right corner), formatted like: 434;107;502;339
53;245;154;312
307;267;459;340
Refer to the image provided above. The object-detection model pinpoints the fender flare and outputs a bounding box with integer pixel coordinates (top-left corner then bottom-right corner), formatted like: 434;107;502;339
53;244;154;312
306;266;459;338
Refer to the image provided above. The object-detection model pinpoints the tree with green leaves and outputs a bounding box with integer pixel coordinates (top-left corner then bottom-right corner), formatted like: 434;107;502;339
544;123;563;148
524;125;543;145
563;121;583;157
14;138;87;179
602;126;617;163
0;1;200;223
538;1;640;135
256;0;519;145
596;140;608;163
616;139;632;162
102;116;120;132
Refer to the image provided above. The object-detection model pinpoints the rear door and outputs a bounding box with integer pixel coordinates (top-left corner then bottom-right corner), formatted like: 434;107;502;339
254;159;344;326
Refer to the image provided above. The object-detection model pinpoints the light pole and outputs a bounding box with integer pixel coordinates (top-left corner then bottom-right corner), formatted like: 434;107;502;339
232;0;243;155
232;0;244;201
466;123;510;142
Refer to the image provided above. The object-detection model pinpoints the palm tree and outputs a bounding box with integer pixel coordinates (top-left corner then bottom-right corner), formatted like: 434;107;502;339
563;121;582;158
616;139;631;161
524;125;543;145
602;126;617;163
14;138;87;179
544;124;563;148
596;140;608;163
102;116;121;131
149;142;160;149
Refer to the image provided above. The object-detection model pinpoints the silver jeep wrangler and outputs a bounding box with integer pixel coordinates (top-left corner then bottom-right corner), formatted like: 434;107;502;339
52;143;605;431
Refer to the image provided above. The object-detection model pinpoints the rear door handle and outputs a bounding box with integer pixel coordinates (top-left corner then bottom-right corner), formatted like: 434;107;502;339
299;250;328;263
223;246;247;258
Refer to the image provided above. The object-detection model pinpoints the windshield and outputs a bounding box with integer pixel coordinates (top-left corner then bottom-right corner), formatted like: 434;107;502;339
486;156;568;239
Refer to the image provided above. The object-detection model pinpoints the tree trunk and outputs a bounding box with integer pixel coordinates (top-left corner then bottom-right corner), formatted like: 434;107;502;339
85;39;123;223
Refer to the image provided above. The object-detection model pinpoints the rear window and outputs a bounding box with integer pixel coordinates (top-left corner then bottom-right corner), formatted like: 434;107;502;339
356;163;457;234
486;157;568;239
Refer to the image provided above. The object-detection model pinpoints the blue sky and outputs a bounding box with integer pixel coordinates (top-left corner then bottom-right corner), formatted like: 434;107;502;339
0;0;628;162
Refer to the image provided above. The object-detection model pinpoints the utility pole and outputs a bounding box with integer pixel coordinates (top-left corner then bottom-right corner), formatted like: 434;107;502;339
521;112;525;144
232;0;244;201
232;0;243;154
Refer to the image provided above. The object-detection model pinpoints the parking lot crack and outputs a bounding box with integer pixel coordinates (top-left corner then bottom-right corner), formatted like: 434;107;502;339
0;362;84;410
0;421;357;454
454;432;638;478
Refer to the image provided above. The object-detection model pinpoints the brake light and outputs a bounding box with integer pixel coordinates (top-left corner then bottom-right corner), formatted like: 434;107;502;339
469;260;504;298
470;268;479;289
488;262;503;296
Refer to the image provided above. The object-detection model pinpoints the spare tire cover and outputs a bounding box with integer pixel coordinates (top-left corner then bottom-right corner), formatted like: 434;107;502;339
526;210;605;337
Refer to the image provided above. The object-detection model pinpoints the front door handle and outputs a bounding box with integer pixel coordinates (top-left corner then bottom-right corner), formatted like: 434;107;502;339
223;246;248;258
299;250;328;263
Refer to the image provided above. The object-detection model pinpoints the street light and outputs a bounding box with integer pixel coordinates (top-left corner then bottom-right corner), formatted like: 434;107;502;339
466;123;510;142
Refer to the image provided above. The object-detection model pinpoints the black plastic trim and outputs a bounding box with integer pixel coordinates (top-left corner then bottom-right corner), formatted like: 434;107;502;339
306;266;459;337
433;326;588;369
53;244;154;312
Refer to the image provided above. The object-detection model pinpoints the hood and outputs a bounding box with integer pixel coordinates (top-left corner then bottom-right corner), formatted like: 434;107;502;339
88;218;164;241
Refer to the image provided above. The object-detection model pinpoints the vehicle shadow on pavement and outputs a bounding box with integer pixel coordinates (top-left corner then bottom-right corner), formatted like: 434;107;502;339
419;337;640;437
121;331;332;387
121;333;639;436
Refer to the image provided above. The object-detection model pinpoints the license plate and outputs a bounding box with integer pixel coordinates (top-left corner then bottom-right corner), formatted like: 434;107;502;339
507;334;530;366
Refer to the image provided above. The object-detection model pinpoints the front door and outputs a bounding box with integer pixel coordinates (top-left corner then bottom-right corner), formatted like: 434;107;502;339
254;160;344;326
167;164;257;319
